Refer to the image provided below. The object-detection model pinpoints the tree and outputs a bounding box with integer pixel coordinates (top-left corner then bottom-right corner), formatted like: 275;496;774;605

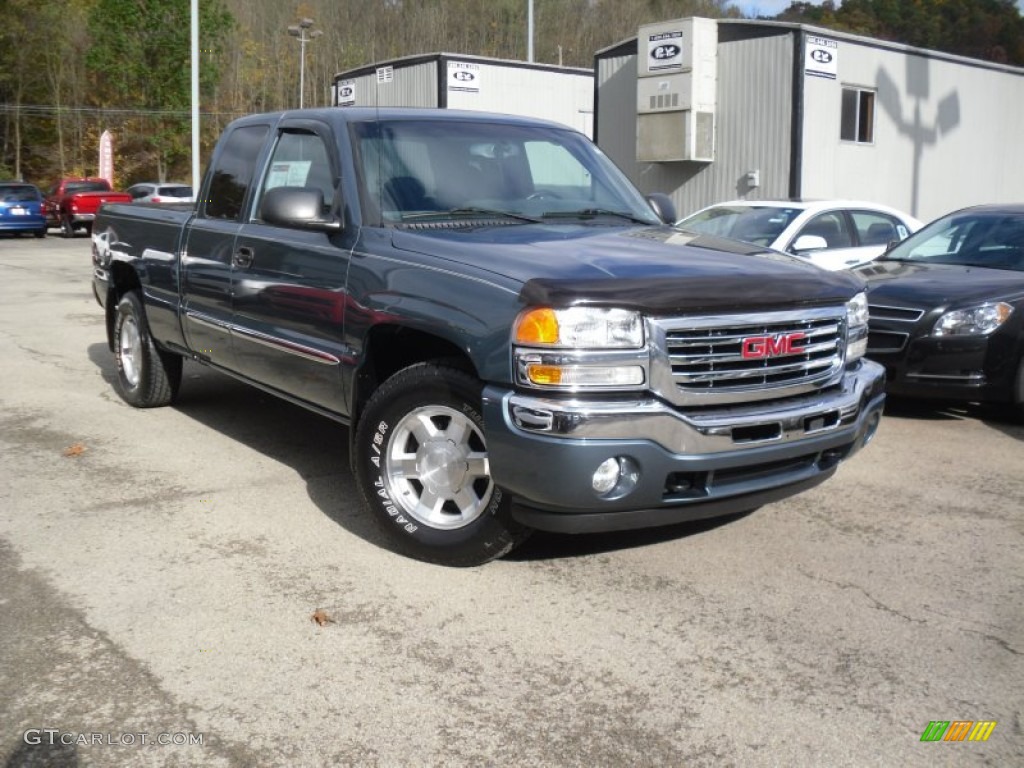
85;0;233;183
774;0;1024;65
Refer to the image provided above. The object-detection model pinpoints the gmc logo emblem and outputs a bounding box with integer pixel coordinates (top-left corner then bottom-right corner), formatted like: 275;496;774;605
741;332;807;359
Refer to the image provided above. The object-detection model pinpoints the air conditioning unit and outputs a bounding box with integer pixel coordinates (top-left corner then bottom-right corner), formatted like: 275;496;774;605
636;18;717;163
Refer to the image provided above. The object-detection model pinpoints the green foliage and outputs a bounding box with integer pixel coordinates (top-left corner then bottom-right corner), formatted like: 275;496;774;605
84;0;233;181
775;0;1024;65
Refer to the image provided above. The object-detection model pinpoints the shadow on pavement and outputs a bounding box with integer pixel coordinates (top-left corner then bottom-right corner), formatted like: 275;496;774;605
86;343;396;556
883;395;1023;440
509;511;754;562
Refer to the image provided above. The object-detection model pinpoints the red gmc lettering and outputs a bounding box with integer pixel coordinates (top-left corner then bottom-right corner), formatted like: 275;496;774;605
741;332;807;359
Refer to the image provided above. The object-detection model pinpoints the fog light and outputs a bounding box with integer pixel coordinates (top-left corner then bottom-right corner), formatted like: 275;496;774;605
592;458;621;494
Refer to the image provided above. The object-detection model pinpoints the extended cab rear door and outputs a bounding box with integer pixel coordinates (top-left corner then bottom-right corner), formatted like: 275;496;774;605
182;122;271;368
229;119;353;415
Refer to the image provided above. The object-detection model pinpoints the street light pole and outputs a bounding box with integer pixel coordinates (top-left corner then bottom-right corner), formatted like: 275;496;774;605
287;18;322;109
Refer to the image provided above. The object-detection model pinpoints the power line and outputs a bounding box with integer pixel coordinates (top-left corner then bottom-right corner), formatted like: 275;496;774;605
0;104;248;118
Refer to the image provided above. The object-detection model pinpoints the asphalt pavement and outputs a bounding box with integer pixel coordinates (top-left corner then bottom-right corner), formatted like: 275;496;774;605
1;233;1021;767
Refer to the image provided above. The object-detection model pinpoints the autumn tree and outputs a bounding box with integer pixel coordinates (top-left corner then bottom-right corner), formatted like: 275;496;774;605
85;0;233;183
774;0;1024;65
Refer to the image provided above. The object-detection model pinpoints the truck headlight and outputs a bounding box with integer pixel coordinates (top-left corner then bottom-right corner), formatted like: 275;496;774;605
846;292;869;362
932;302;1013;336
515;307;644;349
513;307;647;390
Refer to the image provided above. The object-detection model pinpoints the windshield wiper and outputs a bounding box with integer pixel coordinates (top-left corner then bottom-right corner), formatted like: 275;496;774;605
401;207;542;224
541;208;653;225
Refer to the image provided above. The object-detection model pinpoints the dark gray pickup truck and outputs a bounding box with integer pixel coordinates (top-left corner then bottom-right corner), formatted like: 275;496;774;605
91;107;885;566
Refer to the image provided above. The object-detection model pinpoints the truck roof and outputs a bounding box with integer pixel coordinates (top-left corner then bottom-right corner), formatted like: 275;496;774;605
228;107;576;133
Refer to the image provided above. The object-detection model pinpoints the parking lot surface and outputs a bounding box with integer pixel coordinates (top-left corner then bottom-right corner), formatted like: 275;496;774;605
1;234;1021;767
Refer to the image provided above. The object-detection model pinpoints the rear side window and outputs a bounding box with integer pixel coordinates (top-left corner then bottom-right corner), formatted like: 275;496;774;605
850;210;907;246
205;124;270;220
157;186;192;198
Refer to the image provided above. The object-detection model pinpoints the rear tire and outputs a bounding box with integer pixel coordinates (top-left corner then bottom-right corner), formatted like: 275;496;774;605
354;362;530;566
60;215;74;238
34;227;46;238
113;291;182;407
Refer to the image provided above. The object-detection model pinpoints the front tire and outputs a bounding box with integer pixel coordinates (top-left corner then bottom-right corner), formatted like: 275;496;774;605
354;362;530;566
113;291;182;407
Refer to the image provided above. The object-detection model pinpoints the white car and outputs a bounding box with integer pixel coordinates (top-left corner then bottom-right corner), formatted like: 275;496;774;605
677;199;923;270
126;182;194;204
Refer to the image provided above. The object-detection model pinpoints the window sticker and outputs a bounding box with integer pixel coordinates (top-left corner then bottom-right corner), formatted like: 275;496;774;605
265;161;312;189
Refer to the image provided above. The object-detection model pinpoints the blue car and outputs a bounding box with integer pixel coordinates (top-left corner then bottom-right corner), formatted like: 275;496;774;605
0;182;47;238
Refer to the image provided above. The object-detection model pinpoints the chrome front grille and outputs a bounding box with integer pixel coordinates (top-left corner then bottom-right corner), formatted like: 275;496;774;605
650;308;847;406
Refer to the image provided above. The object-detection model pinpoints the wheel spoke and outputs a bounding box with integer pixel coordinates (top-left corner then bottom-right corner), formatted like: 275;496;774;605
465;453;490;479
409;412;440;444
444;417;470;448
452;487;481;515
416;489;446;519
391;454;420;480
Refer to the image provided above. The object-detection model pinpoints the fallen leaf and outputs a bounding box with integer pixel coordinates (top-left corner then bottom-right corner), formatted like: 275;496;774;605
62;443;86;457
310;609;333;627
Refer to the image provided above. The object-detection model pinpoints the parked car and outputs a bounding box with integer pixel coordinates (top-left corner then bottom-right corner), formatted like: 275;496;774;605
44;178;133;237
854;204;1024;416
0;182;47;238
677;199;922;270
126;182;194;204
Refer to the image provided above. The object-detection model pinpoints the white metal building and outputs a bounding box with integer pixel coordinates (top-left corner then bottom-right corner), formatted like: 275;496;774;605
596;18;1024;223
332;53;594;138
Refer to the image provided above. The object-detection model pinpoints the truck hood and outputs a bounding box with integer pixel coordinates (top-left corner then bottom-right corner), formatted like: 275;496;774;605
390;224;864;313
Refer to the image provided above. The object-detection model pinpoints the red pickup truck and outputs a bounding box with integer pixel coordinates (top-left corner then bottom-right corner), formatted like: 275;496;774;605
44;178;132;238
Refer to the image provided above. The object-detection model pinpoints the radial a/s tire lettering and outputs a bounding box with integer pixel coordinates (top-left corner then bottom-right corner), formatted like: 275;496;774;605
354;362;529;566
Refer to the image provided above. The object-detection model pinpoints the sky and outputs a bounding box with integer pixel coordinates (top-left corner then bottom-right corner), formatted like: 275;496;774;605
737;0;1024;17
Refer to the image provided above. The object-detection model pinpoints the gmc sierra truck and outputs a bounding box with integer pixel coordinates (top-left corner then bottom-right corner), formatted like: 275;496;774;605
91;108;885;566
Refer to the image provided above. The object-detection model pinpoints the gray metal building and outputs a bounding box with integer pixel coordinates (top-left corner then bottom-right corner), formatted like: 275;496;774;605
332;53;594;137
596;18;1024;223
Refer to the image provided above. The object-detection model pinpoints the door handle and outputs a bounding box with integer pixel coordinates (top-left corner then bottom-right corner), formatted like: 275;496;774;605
233;246;254;268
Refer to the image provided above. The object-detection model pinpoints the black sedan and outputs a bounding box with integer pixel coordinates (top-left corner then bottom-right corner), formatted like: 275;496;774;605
854;204;1024;417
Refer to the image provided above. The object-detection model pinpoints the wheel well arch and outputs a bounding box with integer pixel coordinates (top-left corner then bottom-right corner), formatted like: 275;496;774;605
104;261;142;351
350;324;477;431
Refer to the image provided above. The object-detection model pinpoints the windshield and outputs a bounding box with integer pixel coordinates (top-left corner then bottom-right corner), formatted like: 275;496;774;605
678;205;802;247
65;180;110;194
350;119;659;227
883;211;1024;272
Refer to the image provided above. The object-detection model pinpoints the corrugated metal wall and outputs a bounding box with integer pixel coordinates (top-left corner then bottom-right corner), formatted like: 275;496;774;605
332;57;593;137
596;31;795;219
446;64;593;136
336;61;440;108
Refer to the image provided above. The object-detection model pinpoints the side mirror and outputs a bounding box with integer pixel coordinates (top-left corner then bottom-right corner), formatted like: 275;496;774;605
791;234;828;252
260;186;342;233
646;193;677;225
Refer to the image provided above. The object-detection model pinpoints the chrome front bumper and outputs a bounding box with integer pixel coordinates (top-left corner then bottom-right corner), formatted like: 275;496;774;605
482;360;886;532
504;359;885;456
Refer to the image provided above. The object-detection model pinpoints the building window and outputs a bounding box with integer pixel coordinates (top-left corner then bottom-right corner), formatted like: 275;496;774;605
841;87;875;143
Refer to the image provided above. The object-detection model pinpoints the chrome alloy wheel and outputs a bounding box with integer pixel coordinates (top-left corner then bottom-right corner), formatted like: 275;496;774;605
119;315;142;387
383;405;494;530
